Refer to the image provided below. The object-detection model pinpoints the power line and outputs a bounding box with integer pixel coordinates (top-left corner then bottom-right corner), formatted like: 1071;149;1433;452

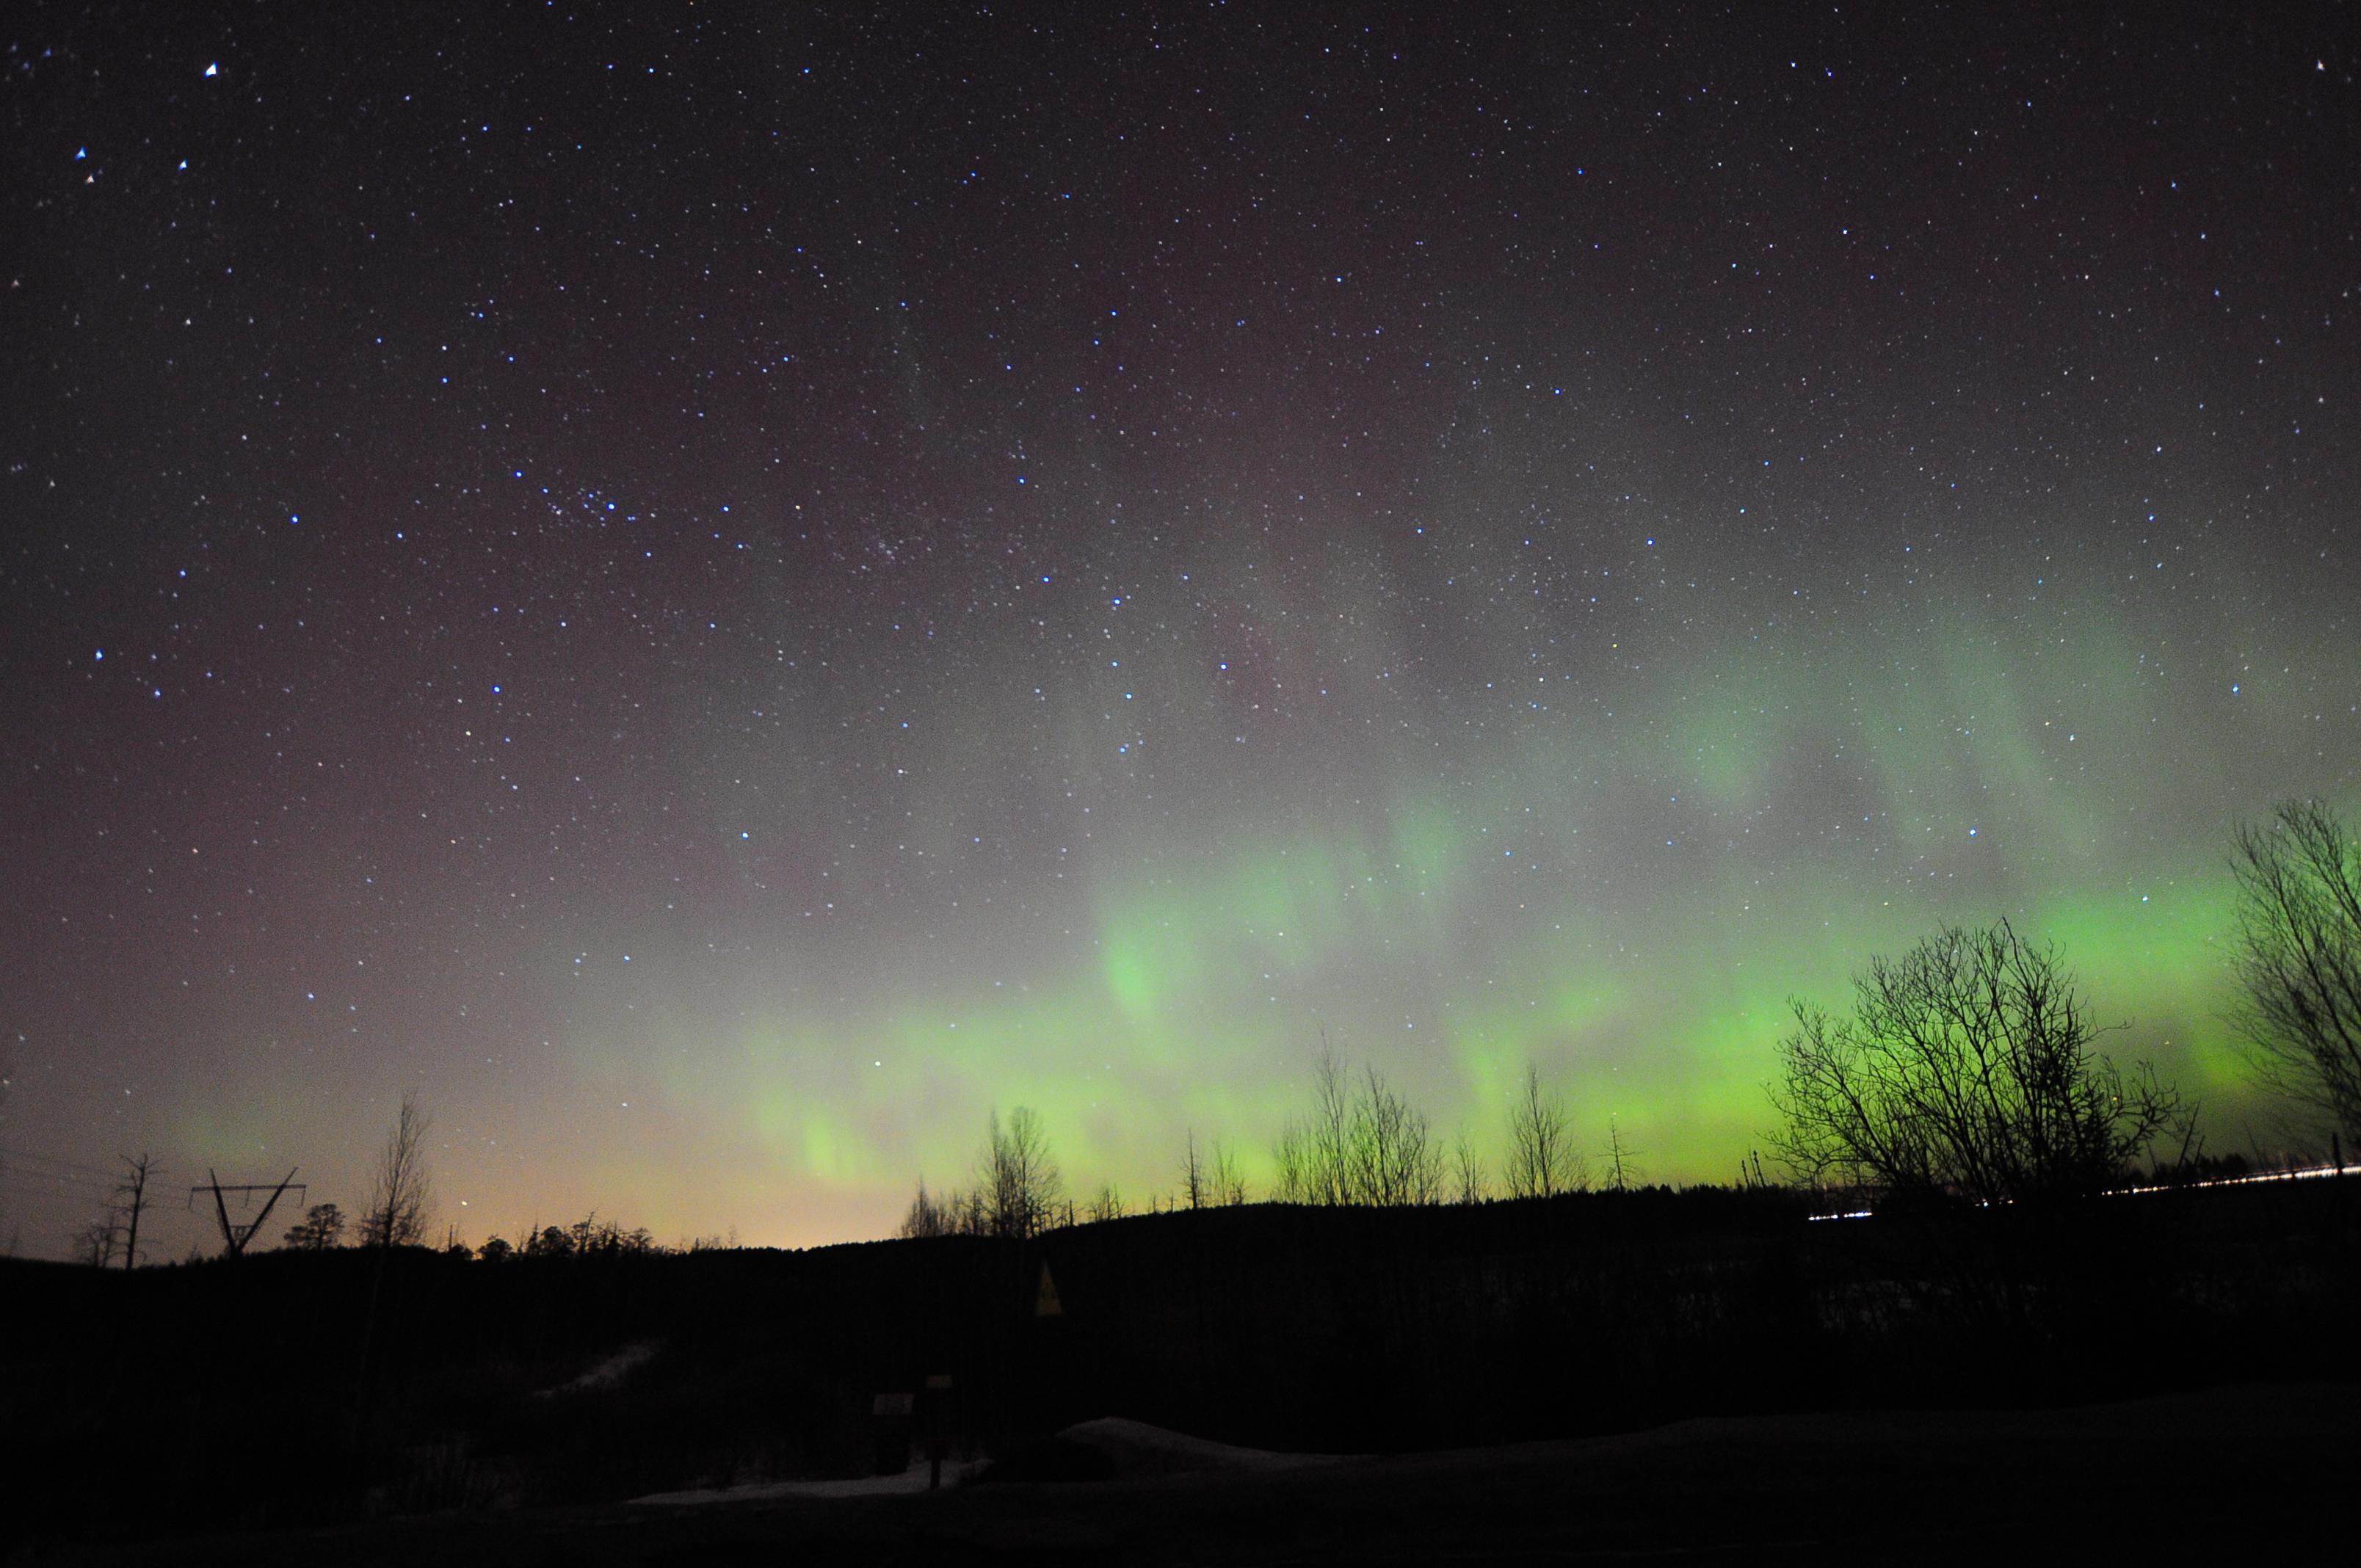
1;1143;115;1166
1;1161;112;1183
0;1166;115;1194
0;1145;123;1181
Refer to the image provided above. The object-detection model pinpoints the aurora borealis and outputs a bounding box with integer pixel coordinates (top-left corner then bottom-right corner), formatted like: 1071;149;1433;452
4;5;2355;1256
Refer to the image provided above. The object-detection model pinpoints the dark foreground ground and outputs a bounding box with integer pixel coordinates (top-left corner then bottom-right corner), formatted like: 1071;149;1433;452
42;1382;2349;1565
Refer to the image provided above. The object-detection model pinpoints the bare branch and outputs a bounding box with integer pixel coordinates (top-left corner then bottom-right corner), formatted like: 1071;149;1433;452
1769;918;2179;1205
2229;799;2361;1141
360;1092;434;1247
1505;1064;1583;1199
978;1106;1064;1239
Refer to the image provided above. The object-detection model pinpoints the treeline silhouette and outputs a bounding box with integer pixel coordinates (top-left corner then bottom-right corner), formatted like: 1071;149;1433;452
6;1166;2354;1555
894;1045;1622;1244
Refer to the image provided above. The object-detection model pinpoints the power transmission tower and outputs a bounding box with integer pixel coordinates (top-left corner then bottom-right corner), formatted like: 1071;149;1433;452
113;1153;158;1270
189;1168;305;1257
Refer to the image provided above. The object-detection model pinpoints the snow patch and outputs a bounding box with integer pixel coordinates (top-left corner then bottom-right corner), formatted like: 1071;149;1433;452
631;1459;986;1505
1054;1417;1358;1477
532;1341;657;1399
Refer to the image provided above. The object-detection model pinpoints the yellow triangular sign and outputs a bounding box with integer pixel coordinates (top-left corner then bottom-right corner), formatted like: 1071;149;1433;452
1034;1260;1063;1317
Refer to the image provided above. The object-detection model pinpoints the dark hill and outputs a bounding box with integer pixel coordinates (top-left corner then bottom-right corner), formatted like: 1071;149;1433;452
3;1177;2353;1556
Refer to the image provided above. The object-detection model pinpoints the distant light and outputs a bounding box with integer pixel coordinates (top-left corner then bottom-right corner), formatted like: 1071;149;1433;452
204;62;218;77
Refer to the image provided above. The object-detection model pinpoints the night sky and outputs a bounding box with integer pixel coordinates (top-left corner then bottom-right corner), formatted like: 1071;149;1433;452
5;4;2356;1256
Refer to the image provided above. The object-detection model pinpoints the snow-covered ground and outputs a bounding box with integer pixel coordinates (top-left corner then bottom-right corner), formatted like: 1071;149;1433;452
625;1416;1352;1505
1053;1417;1357;1477
530;1340;659;1398
630;1456;987;1503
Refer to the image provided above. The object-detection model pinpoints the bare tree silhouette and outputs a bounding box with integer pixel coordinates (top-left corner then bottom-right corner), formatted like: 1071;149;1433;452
1771;918;2180;1204
979;1106;1063;1240
1604;1119;1641;1192
2230;799;2361;1142
1208;1138;1248;1205
1273;1120;1309;1203
1294;1042;1357;1205
360;1092;434;1246
899;1178;960;1238
112;1153;156;1269
72;1214;120;1268
1347;1064;1444;1205
1451;1124;1489;1204
1504;1064;1582;1198
1272;1046;1443;1205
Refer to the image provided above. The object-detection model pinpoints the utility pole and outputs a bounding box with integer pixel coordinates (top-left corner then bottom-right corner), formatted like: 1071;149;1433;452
114;1153;157;1271
190;1168;305;1257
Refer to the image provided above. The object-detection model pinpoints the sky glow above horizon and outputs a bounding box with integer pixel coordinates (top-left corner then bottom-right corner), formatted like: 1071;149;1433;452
3;4;2355;1255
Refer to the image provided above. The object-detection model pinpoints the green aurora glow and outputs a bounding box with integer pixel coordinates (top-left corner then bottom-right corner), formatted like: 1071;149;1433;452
542;547;2351;1242
7;6;2354;1256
